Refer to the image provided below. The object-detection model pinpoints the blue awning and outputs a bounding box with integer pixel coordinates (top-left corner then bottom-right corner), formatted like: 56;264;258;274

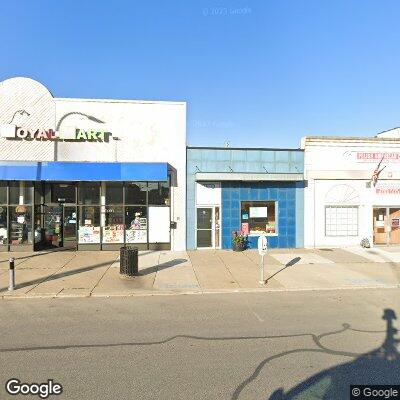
0;162;169;181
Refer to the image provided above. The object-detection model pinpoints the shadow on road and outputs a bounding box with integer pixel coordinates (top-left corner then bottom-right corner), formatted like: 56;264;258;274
258;308;399;399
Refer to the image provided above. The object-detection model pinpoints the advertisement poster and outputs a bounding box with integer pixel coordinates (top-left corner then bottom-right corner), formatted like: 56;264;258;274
241;222;249;235
79;226;100;243
392;218;400;228
126;229;147;243
103;228;124;243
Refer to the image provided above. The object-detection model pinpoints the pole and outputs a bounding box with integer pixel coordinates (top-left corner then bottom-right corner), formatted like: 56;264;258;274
259;254;265;285
8;257;15;291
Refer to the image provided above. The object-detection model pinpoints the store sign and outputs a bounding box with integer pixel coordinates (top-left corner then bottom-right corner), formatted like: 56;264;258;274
75;129;108;141
16;127;59;140
344;151;400;163
375;183;400;195
0;124;111;141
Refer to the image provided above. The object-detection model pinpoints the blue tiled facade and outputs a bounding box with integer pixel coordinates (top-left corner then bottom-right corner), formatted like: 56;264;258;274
186;147;305;250
221;181;302;249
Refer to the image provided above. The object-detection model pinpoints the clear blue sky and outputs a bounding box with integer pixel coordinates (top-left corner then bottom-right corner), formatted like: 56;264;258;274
1;0;400;148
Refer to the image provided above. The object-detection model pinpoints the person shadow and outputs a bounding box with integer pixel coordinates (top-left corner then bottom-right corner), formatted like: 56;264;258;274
269;308;400;399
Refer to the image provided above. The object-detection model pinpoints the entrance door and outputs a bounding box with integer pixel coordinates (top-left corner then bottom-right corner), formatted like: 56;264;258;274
63;206;77;249
196;208;213;248
389;208;400;245
43;205;63;248
373;207;400;245
196;207;221;249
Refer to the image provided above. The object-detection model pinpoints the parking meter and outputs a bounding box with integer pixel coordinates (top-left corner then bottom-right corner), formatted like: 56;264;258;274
258;235;268;284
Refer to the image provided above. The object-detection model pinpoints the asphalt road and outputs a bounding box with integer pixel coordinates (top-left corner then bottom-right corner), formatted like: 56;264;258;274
0;289;399;399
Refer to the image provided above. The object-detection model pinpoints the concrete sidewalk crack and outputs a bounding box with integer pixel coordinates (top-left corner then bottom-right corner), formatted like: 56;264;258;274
187;252;202;291
215;251;241;288
25;252;78;295
90;256;118;295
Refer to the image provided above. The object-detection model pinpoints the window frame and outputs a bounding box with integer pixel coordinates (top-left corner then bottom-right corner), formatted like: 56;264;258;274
325;205;359;237
240;200;278;236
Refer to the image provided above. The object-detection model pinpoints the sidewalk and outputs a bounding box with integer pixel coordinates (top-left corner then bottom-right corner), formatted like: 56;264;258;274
1;246;400;299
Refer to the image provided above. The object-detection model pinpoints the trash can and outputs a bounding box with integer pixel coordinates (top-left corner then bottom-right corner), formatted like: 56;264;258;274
120;246;139;277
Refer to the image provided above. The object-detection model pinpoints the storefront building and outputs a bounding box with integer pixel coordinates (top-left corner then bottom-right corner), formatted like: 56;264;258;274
187;147;305;250
0;77;186;251
303;132;400;248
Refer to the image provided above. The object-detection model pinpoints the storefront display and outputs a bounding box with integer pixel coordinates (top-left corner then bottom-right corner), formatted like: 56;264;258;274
241;201;277;235
125;207;148;243
10;205;32;244
79;206;100;244
78;226;101;243
103;206;124;243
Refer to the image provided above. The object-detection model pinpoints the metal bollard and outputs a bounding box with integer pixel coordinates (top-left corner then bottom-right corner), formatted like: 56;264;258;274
8;257;15;291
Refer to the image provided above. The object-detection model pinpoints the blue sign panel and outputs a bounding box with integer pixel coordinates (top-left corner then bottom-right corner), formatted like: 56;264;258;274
0;162;168;181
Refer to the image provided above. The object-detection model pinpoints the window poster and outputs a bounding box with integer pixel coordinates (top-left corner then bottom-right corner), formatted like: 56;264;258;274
103;227;124;243
126;229;147;243
392;218;400;228
242;213;249;220
241;222;249;235
78;226;100;243
249;207;268;218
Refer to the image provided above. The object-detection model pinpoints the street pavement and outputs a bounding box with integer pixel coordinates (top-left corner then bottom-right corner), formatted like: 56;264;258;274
1;246;400;298
0;289;399;399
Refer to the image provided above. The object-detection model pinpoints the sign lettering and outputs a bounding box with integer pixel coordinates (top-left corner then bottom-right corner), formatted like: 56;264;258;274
0;125;111;141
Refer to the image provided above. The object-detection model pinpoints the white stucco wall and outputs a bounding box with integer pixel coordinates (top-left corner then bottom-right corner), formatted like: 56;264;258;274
0;77;187;251
303;137;400;248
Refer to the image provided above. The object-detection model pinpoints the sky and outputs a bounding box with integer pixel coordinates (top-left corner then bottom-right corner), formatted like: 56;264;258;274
1;0;400;148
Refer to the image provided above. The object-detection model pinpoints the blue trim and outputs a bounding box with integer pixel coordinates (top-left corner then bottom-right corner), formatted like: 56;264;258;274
0;162;168;181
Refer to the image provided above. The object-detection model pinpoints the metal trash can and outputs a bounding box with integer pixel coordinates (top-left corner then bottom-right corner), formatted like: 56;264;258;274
120;246;139;277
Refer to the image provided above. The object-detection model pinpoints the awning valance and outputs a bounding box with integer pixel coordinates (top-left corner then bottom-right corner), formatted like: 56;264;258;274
0;162;169;181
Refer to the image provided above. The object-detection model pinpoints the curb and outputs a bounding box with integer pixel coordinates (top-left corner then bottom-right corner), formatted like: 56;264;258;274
1;284;399;300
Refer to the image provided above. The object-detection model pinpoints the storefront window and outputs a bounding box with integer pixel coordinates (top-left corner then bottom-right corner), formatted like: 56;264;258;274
125;182;147;205
148;182;170;205
0;182;7;204
10;205;32;244
78;183;100;205
78;206;100;243
103;206;124;243
326;206;358;237
105;182;123;204
125;206;147;243
34;205;43;244
51;183;76;203
9;181;32;205
0;206;7;244
240;201;277;235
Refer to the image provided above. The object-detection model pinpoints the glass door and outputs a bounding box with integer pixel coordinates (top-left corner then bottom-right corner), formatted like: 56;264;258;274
43;205;63;248
196;208;213;248
389;208;400;245
63;206;77;249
